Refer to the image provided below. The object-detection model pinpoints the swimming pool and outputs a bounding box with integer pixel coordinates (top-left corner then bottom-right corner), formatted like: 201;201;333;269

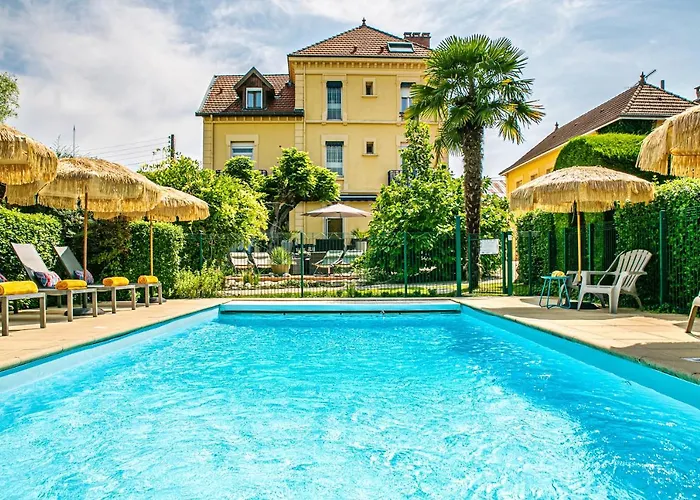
1;304;699;497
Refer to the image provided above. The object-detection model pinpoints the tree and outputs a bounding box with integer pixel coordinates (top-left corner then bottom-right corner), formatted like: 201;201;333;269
224;155;263;189
407;35;543;279
0;72;19;122
140;153;268;268
260;148;339;240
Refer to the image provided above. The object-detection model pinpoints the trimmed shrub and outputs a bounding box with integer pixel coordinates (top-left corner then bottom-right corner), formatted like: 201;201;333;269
124;221;184;296
173;264;225;298
554;133;668;182
0;206;62;280
514;210;555;287
615;178;700;311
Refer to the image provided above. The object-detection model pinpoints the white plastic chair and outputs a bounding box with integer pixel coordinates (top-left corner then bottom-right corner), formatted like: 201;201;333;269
686;292;700;333
577;249;652;313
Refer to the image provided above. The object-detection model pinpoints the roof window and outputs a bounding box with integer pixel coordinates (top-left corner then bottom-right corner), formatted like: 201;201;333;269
387;42;414;53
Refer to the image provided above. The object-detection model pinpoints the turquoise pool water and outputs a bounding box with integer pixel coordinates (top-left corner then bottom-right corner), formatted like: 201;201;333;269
1;308;699;497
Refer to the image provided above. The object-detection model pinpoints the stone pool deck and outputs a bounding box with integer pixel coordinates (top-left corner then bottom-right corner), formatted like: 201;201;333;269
0;298;228;372
455;296;700;383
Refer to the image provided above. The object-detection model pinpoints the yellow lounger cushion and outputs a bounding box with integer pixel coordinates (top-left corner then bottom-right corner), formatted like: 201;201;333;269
0;281;39;296
103;277;129;287
56;279;88;290
138;275;159;285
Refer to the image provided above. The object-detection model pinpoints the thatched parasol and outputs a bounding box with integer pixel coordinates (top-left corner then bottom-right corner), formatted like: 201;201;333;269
6;157;162;277
94;186;209;275
510;166;654;280
0;124;58;187
637;105;700;177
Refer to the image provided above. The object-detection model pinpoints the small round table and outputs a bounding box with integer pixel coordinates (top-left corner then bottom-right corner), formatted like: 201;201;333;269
539;275;571;309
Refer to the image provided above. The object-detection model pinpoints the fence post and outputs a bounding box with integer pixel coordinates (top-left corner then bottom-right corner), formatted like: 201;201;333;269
455;216;462;297
466;233;474;293
506;231;513;295
527;231;533;295
548;230;556;273
563;228;569;275
198;231;204;270
403;231;408;298
300;232;305;298
659;210;668;305
500;232;507;294
587;223;595;271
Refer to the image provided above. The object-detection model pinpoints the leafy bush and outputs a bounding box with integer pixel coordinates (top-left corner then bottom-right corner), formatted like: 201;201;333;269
615;177;700;311
554;134;667;182
514;210;555;287
0;206;62;280
124;221;184;296
173;264;225;298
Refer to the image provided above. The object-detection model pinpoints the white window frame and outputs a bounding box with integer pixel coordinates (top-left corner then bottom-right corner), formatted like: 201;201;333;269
245;87;263;109
400;83;413;114
325;217;344;237
325;141;344;176
387;42;414;53
231;142;255;160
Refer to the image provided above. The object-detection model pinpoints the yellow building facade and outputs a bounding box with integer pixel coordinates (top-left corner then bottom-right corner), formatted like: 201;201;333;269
197;22;437;235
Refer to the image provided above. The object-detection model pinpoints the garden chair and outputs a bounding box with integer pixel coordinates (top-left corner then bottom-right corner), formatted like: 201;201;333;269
251;252;272;273
313;250;346;276
685;292;700;333
335;249;363;275
229;251;252;271
576;249;652;314
53;246;136;314
0;276;46;336
11;243;98;322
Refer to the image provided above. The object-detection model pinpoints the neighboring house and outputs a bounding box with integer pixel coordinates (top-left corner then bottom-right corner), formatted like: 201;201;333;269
485;178;507;198
196;20;438;235
500;76;695;196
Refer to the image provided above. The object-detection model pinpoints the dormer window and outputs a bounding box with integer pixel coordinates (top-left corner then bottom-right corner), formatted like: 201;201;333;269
246;88;263;109
387;42;414;53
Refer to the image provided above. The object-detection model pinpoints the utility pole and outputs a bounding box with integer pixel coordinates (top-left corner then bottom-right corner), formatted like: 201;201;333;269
169;134;175;159
72;125;76;157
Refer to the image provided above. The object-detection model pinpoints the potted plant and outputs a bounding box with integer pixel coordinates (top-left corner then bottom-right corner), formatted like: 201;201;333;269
351;228;369;252
270;246;292;275
280;231;299;252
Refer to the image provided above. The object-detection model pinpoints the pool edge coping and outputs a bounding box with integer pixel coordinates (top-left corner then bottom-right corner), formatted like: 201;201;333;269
0;300;231;375
453;298;700;386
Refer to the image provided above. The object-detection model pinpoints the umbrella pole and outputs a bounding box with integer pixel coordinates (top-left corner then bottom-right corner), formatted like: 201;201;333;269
83;190;88;276
577;209;582;283
149;216;154;276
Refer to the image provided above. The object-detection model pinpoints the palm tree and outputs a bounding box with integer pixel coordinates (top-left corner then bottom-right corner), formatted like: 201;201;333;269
408;35;544;268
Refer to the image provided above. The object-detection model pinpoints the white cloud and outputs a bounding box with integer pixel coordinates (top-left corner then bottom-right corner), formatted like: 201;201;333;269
1;0;698;177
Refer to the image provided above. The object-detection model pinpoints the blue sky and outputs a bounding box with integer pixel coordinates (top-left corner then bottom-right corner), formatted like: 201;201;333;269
1;0;698;176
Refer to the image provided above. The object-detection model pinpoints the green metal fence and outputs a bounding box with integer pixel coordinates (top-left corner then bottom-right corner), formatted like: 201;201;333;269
515;206;700;312
187;216;512;299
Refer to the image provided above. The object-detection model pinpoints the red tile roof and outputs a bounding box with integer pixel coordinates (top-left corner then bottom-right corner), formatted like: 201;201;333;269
289;22;430;59
196;74;298;116
500;81;695;175
486;178;507;197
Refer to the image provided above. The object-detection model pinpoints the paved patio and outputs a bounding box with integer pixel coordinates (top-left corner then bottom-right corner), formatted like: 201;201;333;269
0;298;228;372
455;296;700;383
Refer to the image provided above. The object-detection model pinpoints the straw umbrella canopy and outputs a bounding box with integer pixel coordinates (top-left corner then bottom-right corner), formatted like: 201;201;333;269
303;203;371;218
6;157;162;276
637;105;700;177
0;124;58;186
510;166;655;280
94;186;210;275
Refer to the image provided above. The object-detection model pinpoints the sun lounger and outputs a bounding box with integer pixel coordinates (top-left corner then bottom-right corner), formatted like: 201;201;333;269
335;249;363;274
0;279;46;336
229;251;252;271
54;245;136;314
576;249;652;313
251;252;272;272
313;249;346;275
11;243;98;321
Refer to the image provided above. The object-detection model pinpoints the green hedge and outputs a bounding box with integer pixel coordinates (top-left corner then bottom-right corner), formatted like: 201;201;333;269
0;207;62;280
554;133;667;182
514;210;554;289
124;221;184;297
615;178;700;311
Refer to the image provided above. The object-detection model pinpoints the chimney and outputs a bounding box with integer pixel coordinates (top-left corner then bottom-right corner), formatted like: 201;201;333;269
403;32;431;48
660;80;665;90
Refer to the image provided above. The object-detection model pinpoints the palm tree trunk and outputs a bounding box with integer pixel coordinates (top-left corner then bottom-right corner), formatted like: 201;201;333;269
462;126;484;290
